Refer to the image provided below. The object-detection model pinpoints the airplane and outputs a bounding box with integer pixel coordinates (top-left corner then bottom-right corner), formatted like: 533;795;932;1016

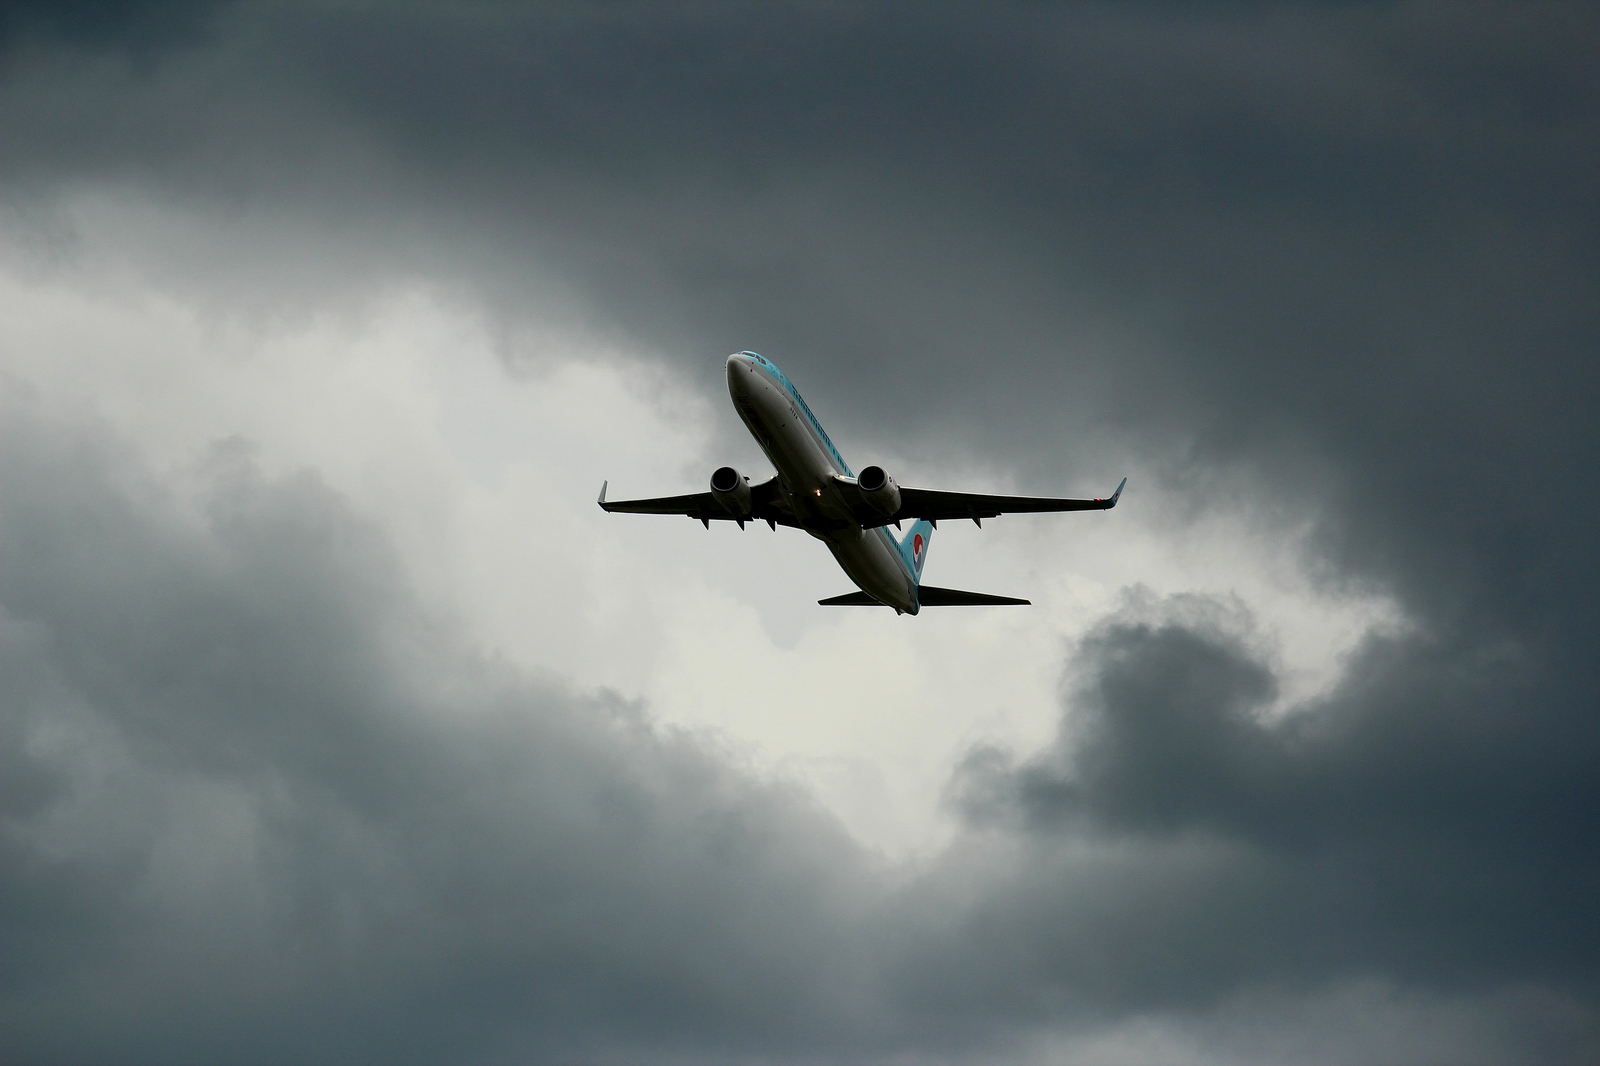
598;352;1124;615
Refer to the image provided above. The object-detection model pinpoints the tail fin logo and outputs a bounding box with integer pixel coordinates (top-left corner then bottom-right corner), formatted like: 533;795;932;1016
913;532;925;571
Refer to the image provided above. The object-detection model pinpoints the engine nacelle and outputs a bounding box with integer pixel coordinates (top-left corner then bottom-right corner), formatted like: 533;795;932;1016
856;465;902;516
710;466;753;516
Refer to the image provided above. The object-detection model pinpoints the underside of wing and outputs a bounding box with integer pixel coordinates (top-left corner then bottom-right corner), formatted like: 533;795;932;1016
597;477;801;528
832;476;1125;528
915;585;1031;606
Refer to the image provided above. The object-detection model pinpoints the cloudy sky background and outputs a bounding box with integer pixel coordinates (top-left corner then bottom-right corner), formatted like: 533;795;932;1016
2;3;1596;1063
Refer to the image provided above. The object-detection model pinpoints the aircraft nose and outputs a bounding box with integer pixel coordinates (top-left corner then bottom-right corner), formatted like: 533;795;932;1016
726;352;754;395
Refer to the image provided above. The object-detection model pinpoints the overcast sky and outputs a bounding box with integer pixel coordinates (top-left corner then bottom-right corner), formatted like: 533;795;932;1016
2;3;1597;1064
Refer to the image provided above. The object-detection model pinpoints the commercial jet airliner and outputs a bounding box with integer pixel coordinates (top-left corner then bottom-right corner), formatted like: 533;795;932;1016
599;352;1124;615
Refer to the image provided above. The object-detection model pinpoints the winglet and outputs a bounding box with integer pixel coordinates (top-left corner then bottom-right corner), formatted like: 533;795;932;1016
1107;477;1126;508
597;481;609;511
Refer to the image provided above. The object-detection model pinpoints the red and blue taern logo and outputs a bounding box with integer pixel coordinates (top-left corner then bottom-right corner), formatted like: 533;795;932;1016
902;520;932;579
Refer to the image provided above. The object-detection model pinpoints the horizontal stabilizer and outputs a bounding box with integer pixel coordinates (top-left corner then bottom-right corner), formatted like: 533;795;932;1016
916;585;1030;606
817;587;1031;607
818;591;884;606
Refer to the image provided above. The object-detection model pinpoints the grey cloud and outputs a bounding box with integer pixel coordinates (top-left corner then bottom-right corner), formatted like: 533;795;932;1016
0;395;883;1064
3;3;1599;1061
3;5;1591;511
0;386;1595;1062
0;1;221;62
947;593;1598;1017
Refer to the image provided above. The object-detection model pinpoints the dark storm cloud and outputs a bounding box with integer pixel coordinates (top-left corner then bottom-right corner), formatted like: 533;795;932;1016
5;403;1590;1064
948;595;1598;1003
0;0;220;60
3;2;1599;1062
3;3;1592;513
0;394;884;1064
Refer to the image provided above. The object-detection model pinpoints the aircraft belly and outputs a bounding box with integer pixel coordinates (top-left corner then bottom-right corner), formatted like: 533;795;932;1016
826;527;916;613
738;375;835;498
729;356;913;611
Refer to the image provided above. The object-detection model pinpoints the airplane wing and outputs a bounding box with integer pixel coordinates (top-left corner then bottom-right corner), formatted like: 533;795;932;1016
832;476;1125;528
597;477;802;529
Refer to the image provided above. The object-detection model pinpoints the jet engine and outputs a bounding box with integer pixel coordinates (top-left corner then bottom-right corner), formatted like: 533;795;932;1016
710;466;752;516
856;465;902;516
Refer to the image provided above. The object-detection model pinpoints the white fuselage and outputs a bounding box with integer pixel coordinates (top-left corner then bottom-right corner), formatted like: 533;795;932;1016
725;353;919;614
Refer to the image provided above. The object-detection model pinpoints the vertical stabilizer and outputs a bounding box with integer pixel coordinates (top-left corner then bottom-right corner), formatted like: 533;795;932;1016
898;519;934;585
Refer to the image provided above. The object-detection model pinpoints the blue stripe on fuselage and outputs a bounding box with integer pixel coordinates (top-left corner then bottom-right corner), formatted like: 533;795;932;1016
738;352;916;598
739;352;853;477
